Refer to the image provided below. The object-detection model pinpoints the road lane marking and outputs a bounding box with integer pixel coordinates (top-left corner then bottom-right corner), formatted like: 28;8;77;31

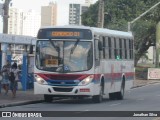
136;98;144;101
109;103;121;106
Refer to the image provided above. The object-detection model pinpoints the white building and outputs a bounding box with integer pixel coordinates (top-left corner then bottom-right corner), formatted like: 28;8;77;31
22;10;41;37
8;8;23;35
8;8;41;37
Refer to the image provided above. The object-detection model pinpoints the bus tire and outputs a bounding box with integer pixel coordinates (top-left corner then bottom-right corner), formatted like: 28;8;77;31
92;85;103;103
116;80;125;100
44;94;53;102
109;93;116;100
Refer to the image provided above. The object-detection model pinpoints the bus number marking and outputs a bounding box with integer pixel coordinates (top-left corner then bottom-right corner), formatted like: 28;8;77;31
45;59;58;67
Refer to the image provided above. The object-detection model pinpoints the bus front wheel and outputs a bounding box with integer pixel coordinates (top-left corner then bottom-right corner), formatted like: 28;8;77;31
92;85;103;103
44;95;53;102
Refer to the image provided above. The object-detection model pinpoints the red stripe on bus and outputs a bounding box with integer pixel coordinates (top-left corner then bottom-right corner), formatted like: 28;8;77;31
36;72;134;81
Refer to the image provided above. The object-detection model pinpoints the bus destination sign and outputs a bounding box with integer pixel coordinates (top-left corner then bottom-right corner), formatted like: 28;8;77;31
52;31;81;37
37;28;92;39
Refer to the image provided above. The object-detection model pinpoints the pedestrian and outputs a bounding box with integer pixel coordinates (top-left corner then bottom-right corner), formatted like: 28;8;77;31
10;62;19;98
0;73;2;94
1;60;11;95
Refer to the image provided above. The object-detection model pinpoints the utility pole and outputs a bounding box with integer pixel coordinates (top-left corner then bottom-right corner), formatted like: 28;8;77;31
97;0;104;28
1;0;11;68
155;22;160;68
3;0;11;34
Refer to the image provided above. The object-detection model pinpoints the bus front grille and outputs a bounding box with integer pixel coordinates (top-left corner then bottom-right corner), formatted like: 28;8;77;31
53;87;73;92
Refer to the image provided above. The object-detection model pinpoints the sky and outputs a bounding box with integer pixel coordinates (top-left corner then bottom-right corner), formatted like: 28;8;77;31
0;0;98;33
12;0;98;25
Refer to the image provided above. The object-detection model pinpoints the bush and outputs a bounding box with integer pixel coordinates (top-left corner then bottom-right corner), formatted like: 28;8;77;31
135;66;148;80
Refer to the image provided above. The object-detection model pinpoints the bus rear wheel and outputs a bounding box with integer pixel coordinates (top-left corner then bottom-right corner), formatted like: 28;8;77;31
109;93;116;100
44;95;53;102
92;85;103;103
116;82;125;100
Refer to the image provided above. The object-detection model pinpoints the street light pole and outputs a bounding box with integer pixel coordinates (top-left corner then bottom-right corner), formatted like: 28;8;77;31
128;1;160;31
128;1;160;68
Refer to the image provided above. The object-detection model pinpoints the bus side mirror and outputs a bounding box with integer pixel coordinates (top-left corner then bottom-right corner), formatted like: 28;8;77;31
98;41;103;51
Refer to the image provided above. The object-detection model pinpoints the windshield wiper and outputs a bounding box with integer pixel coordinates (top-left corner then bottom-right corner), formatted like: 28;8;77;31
70;39;80;54
49;39;60;52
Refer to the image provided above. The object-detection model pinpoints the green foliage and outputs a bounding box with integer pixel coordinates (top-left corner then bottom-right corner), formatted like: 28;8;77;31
81;0;160;66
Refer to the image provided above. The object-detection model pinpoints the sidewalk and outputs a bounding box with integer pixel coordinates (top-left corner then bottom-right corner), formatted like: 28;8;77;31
0;79;160;108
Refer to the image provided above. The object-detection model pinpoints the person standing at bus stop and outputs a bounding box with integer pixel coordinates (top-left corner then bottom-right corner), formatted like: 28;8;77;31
0;73;2;94
10;62;19;98
1;60;11;95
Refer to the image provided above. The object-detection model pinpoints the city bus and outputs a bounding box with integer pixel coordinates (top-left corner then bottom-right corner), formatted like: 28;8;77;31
34;25;134;103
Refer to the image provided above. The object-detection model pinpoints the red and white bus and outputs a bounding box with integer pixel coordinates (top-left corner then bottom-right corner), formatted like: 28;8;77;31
34;25;134;103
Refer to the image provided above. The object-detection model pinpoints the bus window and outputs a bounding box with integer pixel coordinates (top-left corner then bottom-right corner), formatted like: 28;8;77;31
108;37;112;59
129;39;134;59
95;39;100;66
105;37;109;59
119;38;122;59
126;40;130;59
102;36;106;59
124;39;127;59
111;38;115;59
35;40;93;72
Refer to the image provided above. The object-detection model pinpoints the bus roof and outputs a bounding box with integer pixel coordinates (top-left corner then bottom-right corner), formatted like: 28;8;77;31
40;25;133;39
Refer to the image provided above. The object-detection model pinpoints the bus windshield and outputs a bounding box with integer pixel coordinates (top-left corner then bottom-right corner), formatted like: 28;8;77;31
35;40;93;73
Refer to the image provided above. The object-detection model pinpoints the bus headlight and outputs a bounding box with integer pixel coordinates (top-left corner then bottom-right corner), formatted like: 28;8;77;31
78;75;94;86
34;75;48;85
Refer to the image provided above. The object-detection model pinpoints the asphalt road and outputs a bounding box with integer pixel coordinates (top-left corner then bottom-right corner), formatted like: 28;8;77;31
1;83;160;120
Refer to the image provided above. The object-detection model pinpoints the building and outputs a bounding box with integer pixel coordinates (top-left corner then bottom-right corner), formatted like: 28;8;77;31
8;8;41;37
69;4;81;25
69;1;92;25
22;10;41;37
41;2;57;27
8;8;23;35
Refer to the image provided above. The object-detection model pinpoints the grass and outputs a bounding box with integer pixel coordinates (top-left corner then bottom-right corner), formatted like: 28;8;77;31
135;63;155;80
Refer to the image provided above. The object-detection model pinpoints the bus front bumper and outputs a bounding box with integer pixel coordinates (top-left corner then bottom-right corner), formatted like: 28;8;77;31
34;82;100;97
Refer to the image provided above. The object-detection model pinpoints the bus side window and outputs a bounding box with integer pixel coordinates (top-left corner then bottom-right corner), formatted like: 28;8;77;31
105;37;109;59
126;39;130;59
111;38;115;59
124;39;127;59
114;38;117;59
108;37;112;59
129;39;134;59
119;38;122;59
102;36;106;59
95;39;100;66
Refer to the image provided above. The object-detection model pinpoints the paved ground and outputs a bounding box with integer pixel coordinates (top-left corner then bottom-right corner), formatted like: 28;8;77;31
0;79;160;108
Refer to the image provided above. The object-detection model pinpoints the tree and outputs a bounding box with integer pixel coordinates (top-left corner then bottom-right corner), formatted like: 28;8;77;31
81;0;160;66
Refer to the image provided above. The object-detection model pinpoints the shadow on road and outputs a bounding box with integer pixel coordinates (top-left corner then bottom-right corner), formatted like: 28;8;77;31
43;97;117;104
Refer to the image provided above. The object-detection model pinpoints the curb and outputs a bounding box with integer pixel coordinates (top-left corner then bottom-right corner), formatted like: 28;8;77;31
0;99;44;108
132;81;160;89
